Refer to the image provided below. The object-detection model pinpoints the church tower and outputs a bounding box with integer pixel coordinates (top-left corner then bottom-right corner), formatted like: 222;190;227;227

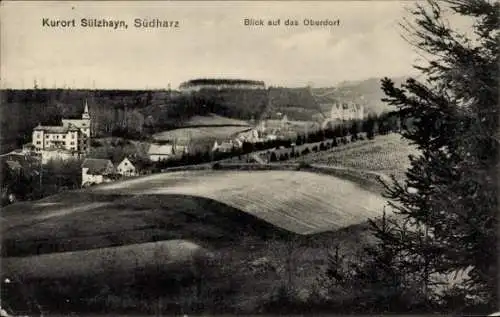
80;99;91;140
82;100;90;120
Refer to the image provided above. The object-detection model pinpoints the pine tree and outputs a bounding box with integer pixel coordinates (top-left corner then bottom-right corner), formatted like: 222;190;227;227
379;0;498;310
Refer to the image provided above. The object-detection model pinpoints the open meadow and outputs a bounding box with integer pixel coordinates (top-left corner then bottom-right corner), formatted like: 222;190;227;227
1;169;391;314
93;170;390;234
152;126;253;143
152;113;252;144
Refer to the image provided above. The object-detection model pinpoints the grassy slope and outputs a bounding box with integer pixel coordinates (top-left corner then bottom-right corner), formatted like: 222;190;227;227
92;170;389;234
291;133;420;182
1;203;380;313
1;169;392;314
2;192;295;257
152;126;253;142
183;114;250;127
3;170;388;256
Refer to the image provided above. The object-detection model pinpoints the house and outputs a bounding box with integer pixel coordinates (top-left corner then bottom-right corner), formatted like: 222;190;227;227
148;143;174;162
212;139;238;153
235;129;261;143
22;143;37;154
264;134;278;141
115;157;137;176
32;100;91;155
0;152;41;175
81;158;115;186
115;156;150;176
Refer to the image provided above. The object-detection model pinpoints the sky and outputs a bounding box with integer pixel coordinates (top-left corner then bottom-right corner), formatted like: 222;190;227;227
0;1;450;90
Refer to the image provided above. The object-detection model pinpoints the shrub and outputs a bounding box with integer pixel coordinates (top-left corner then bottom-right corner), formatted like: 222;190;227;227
298;161;311;169
301;147;310;155
312;145;319;152
282;153;290;161
212;162;222;170
259;285;305;314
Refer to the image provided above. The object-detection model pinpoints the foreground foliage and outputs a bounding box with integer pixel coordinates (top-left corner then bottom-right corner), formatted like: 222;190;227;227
348;0;498;312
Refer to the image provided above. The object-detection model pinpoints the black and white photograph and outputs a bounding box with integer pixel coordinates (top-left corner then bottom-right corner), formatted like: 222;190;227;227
0;0;498;316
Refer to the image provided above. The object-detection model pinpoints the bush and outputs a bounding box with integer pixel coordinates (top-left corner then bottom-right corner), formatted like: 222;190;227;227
259;285;306;314
212;162;222;170
319;142;327;151
282;153;290;161
301;147;310;155
298;161;311;169
312;145;319;152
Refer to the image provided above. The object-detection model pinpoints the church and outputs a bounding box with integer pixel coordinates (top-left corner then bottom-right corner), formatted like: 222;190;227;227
32;100;92;155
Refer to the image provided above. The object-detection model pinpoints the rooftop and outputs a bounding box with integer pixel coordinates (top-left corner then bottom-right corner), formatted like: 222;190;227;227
82;158;113;174
147;144;174;155
34;124;80;133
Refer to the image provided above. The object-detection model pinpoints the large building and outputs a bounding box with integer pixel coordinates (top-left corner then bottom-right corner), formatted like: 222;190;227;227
32;101;92;155
329;102;364;121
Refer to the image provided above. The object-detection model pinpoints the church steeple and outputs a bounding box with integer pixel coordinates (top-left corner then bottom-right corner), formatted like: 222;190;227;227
82;99;90;120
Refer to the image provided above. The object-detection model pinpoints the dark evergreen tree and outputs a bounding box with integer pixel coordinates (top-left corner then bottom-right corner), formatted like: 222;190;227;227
324;211;422;313
349;120;360;140
296;135;303;146
269;152;278;162
378;0;498;310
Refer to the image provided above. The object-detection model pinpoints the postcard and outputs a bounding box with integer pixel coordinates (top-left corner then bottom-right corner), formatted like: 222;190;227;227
1;0;497;316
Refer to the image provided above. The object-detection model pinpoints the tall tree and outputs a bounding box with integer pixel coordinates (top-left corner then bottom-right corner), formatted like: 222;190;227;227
379;0;498;310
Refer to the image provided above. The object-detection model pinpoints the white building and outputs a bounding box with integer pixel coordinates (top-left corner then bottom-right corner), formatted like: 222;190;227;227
330;102;364;121
115;157;138;176
148;144;174;162
32;100;92;156
81;158;115;186
32;125;82;152
212;139;238;152
235;129;261;143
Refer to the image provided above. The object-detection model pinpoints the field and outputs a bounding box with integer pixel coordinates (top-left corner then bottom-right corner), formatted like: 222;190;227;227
290;133;420;182
183;114;250;127
2;169;389;257
94;170;389;234
3;240;206;279
1;169;388;314
152;126;253;143
2;192;294;258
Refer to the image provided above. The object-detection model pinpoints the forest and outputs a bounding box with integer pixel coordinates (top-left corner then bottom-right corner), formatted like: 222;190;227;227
0;88;276;154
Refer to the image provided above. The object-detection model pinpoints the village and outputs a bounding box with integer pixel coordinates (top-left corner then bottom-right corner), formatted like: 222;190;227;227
0;85;367;203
